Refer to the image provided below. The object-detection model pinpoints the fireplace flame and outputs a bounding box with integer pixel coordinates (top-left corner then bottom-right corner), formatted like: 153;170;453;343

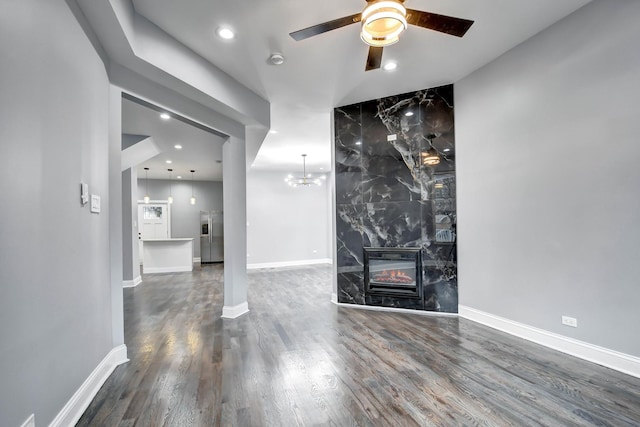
373;269;414;284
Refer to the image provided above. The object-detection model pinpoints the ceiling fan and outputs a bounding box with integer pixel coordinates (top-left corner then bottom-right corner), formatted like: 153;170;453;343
289;0;474;71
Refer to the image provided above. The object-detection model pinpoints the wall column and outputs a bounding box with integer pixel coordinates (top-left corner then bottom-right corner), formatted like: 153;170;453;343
122;168;141;287
109;85;126;347
222;136;249;318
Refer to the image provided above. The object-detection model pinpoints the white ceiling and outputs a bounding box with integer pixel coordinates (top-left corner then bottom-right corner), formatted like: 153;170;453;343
122;97;225;181
126;0;591;175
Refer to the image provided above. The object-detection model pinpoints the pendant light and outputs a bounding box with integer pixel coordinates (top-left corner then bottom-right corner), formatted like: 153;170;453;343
285;154;323;187
190;170;196;205
167;168;173;204
421;136;441;166
143;167;150;203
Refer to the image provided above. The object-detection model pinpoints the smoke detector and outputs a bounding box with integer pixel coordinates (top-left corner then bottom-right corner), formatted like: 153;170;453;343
269;53;285;65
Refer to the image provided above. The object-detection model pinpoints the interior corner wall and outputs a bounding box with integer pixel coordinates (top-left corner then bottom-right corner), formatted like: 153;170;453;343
0;1;115;426
122;168;138;281
455;0;640;357
137;179;223;258
246;170;331;266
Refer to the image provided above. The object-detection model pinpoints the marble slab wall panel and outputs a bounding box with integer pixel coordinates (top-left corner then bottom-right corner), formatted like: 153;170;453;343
334;84;458;313
337;272;365;305
362;201;422;248
336;204;369;268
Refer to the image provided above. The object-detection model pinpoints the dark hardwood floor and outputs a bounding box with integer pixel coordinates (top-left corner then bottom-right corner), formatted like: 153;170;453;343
77;264;640;426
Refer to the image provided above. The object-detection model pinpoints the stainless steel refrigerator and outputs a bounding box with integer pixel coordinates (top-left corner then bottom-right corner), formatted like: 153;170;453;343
200;210;224;263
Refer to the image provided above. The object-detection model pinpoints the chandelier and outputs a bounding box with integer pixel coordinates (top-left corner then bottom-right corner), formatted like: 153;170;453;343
285;154;324;187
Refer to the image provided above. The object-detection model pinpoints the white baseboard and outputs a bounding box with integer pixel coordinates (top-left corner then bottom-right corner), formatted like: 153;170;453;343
193;257;201;263
221;302;249;319
331;293;338;304
332;301;458;317
122;275;142;288
143;266;192;274
247;258;332;270
49;344;128;427
459;305;640;379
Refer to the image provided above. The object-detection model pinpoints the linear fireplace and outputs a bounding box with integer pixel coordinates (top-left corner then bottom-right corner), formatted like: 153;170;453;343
364;247;422;299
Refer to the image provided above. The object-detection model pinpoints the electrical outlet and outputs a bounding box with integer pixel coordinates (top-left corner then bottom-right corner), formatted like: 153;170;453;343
562;316;578;328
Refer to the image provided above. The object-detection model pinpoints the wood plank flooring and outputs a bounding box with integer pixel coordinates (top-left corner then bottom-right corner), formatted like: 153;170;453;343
77;264;640;426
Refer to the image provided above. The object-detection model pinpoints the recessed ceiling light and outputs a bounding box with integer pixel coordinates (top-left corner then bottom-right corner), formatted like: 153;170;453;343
405;111;414;117
165;160;172;164
217;27;235;40
443;148;451;152
383;62;398;71
160;112;171;120
269;129;278;134
174;144;183;150
176;175;182;179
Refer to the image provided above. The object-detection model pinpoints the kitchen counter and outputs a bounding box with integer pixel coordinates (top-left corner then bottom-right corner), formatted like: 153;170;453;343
142;238;194;274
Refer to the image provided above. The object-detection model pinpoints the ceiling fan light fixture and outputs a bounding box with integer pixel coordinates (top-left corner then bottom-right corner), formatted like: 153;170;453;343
421;146;441;166
360;0;407;47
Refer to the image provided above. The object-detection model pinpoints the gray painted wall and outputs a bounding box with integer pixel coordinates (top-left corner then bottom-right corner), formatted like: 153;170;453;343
0;1;114;425
456;0;640;357
137;179;223;258
247;170;331;265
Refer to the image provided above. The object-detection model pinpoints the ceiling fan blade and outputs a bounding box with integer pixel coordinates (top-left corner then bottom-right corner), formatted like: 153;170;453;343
406;9;474;37
290;13;362;41
365;46;383;71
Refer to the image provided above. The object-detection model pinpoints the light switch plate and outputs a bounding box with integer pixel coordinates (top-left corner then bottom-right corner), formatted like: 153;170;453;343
90;194;101;213
80;183;89;206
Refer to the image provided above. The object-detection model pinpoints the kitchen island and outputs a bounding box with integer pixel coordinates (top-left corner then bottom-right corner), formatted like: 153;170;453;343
142;238;194;274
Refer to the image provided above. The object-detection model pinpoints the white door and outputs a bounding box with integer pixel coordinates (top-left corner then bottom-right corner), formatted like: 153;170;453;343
138;203;170;263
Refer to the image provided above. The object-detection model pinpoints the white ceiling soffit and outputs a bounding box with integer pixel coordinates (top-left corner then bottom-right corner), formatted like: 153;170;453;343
76;0;269;128
72;0;271;175
121;135;161;172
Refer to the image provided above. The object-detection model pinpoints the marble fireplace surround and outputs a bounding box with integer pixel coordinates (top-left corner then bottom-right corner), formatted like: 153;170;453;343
334;84;458;313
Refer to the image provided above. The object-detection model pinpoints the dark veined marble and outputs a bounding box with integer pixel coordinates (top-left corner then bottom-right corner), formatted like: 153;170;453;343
336;204;368;267
337;271;365;305
362;201;422;248
334;84;458;312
